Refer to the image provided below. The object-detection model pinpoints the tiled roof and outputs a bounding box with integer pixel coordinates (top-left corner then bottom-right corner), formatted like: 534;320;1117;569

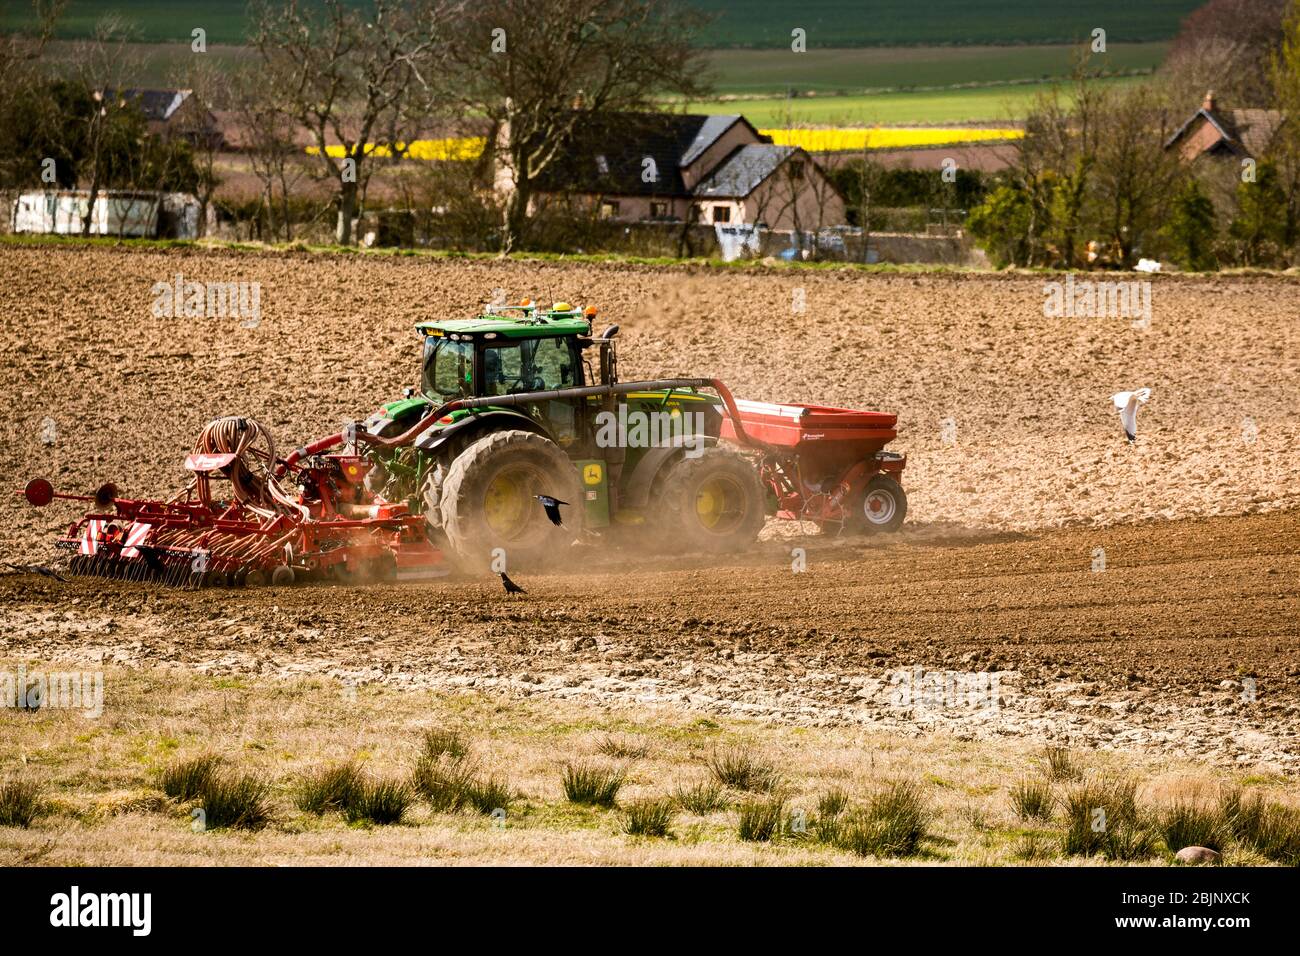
108;89;191;122
680;115;744;167
533;112;760;198
692;144;797;198
1223;108;1283;157
1166;102;1284;158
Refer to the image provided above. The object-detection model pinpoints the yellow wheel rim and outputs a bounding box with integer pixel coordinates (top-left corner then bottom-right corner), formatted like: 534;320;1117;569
695;476;742;532
484;469;533;537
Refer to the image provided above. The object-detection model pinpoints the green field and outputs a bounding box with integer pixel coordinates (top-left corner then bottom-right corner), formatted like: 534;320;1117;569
705;43;1168;95
7;0;1202;47
688;76;1146;126
1;0;265;42
692;0;1203;47
7;1;1176;127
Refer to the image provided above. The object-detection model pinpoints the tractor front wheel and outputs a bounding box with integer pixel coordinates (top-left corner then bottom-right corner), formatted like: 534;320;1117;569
439;429;582;570
848;474;907;533
657;447;765;553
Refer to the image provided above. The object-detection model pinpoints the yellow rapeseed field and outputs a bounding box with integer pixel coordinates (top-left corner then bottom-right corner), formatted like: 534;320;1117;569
308;137;487;161
305;127;1021;162
760;127;1023;151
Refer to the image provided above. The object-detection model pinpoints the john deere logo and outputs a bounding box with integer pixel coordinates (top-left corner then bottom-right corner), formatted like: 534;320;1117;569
583;464;602;485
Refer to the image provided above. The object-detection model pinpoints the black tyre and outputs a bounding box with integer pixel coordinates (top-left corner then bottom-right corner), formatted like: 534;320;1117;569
439;429;582;569
847;474;907;533
657;446;765;553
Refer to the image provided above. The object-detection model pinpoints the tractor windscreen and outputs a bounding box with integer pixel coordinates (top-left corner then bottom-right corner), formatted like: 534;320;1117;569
422;337;475;398
482;337;576;395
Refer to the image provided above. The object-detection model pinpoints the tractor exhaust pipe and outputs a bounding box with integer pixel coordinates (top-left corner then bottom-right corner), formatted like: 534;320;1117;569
278;378;771;475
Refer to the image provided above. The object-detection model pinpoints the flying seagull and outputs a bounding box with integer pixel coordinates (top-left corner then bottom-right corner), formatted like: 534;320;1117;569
499;571;526;595
1111;388;1152;443
534;494;569;527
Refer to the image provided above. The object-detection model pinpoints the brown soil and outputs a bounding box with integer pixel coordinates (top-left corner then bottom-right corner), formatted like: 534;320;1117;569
2;244;1297;769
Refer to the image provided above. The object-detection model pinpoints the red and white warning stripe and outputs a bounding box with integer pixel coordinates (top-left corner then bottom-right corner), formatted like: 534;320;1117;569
120;522;153;558
79;520;105;555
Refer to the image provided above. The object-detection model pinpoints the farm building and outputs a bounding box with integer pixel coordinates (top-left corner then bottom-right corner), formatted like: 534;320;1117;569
509;112;846;231
1165;91;1284;163
104;88;221;146
11;190;208;239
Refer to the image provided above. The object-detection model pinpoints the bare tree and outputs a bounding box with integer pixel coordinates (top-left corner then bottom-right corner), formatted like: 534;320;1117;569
851;153;886;263
1164;0;1288;106
415;157;501;251
251;0;459;245
72;18;145;236
0;0;67;187
1269;0;1300;253
800;155;842;250
447;0;709;253
1087;86;1185;266
169;57;226;237
0;0;64;76
1009;60;1108;267
232;70;306;242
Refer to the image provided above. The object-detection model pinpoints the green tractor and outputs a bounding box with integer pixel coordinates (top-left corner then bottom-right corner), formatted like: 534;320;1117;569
358;302;767;567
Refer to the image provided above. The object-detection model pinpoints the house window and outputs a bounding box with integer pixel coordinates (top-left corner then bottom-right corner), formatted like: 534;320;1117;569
789;160;805;180
711;205;731;224
599;200;620;219
650;201;668;218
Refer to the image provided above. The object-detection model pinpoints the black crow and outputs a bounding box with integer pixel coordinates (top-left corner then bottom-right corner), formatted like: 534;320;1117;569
499;571;526;595
4;562;68;582
534;494;569;527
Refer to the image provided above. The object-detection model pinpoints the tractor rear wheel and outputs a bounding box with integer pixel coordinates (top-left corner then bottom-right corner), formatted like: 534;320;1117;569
439;429;582;570
848;474;907;533
657;446;765;553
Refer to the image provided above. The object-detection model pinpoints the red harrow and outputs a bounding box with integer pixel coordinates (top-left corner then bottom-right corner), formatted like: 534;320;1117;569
20;417;444;587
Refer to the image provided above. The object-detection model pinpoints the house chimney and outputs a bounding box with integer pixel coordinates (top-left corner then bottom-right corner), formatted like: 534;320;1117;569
1203;90;1216;112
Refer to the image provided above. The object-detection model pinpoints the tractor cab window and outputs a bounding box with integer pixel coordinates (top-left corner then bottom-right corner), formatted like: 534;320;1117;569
483;337;576;396
422;337;475;398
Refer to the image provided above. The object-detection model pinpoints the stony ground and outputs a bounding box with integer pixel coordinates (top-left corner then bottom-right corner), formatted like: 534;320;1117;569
3;508;1297;775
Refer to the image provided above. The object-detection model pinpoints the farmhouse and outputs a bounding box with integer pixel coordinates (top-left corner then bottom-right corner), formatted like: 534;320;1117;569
104;88;221;147
1165;91;1283;163
516;112;847;230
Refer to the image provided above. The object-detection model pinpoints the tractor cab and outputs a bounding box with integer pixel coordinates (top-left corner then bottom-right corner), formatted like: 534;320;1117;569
415;302;610;401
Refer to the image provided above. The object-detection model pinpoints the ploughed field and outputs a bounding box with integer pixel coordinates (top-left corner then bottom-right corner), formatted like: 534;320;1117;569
1;243;1297;768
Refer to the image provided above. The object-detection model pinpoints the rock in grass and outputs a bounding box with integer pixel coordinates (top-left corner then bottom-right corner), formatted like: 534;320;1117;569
1175;845;1222;865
